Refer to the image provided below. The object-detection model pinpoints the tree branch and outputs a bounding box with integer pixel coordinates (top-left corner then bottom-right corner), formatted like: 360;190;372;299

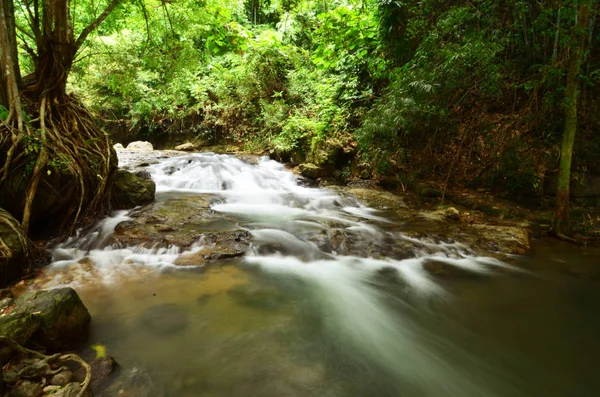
74;0;120;51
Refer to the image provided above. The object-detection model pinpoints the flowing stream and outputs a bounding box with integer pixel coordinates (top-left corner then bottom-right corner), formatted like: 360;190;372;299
37;152;600;396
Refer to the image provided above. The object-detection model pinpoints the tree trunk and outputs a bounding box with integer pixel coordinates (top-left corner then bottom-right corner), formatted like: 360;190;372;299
0;0;22;128
551;2;591;236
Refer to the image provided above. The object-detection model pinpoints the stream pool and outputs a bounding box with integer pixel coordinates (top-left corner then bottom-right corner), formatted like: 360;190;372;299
38;152;600;397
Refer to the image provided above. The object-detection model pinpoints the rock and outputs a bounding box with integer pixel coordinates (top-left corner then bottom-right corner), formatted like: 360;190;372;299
125;141;153;151
346;188;406;211
468;224;531;255
445;207;461;221
111;170;156;209
50;371;73;386
113;143;124;150
0;288;90;349
359;169;371;180
0;209;33;287
8;380;42;397
174;231;251;266
298;163;324;179
174;142;196;151
73;356;119;393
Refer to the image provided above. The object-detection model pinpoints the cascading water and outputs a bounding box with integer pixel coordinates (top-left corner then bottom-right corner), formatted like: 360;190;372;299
33;152;600;397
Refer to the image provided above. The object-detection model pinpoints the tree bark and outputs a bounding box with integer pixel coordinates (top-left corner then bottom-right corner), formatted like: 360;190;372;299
0;0;23;129
551;1;591;236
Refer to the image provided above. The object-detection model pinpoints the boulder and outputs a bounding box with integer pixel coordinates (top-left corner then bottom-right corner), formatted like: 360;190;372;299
0;209;32;287
174;231;251;266
125;141;153;151
174;142;195;151
444;207;461;221
112;170;156;209
0;288;90;349
113;143;124;150
298;163;324;179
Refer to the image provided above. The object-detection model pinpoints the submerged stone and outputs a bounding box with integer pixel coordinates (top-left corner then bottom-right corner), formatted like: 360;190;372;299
139;303;188;336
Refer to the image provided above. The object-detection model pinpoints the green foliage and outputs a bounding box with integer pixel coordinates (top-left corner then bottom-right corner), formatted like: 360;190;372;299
65;0;600;190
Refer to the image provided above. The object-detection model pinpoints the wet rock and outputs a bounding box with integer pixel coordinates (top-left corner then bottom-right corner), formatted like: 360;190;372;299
445;207;461;221
468;224;531;255
8;380;42;397
139;303;188;336
50;371;73;386
174;142;196;151
0;288;90;349
113;143;124;150
345;188;406;211
0;208;33;287
125;141;153;151
175;231;251;266
72;356;119;393
112;196;237;249
298;163;324;179
111;170;156;209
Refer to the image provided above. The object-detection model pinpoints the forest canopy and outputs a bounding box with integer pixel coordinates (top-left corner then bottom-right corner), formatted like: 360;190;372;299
1;0;599;235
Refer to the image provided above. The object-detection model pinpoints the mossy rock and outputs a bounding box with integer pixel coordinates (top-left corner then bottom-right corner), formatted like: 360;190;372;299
0;288;90;349
111;170;156;209
298;163;324;179
0;209;32;287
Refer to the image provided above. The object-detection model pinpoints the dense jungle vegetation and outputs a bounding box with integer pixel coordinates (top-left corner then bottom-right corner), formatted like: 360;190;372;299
1;0;599;238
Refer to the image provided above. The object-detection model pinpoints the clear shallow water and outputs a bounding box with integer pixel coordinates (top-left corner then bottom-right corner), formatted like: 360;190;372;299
38;153;600;396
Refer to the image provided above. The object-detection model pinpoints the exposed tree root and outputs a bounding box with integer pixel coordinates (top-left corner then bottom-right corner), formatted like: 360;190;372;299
0;93;116;235
0;336;91;397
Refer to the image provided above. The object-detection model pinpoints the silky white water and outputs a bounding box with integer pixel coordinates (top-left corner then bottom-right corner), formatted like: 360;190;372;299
34;152;600;397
